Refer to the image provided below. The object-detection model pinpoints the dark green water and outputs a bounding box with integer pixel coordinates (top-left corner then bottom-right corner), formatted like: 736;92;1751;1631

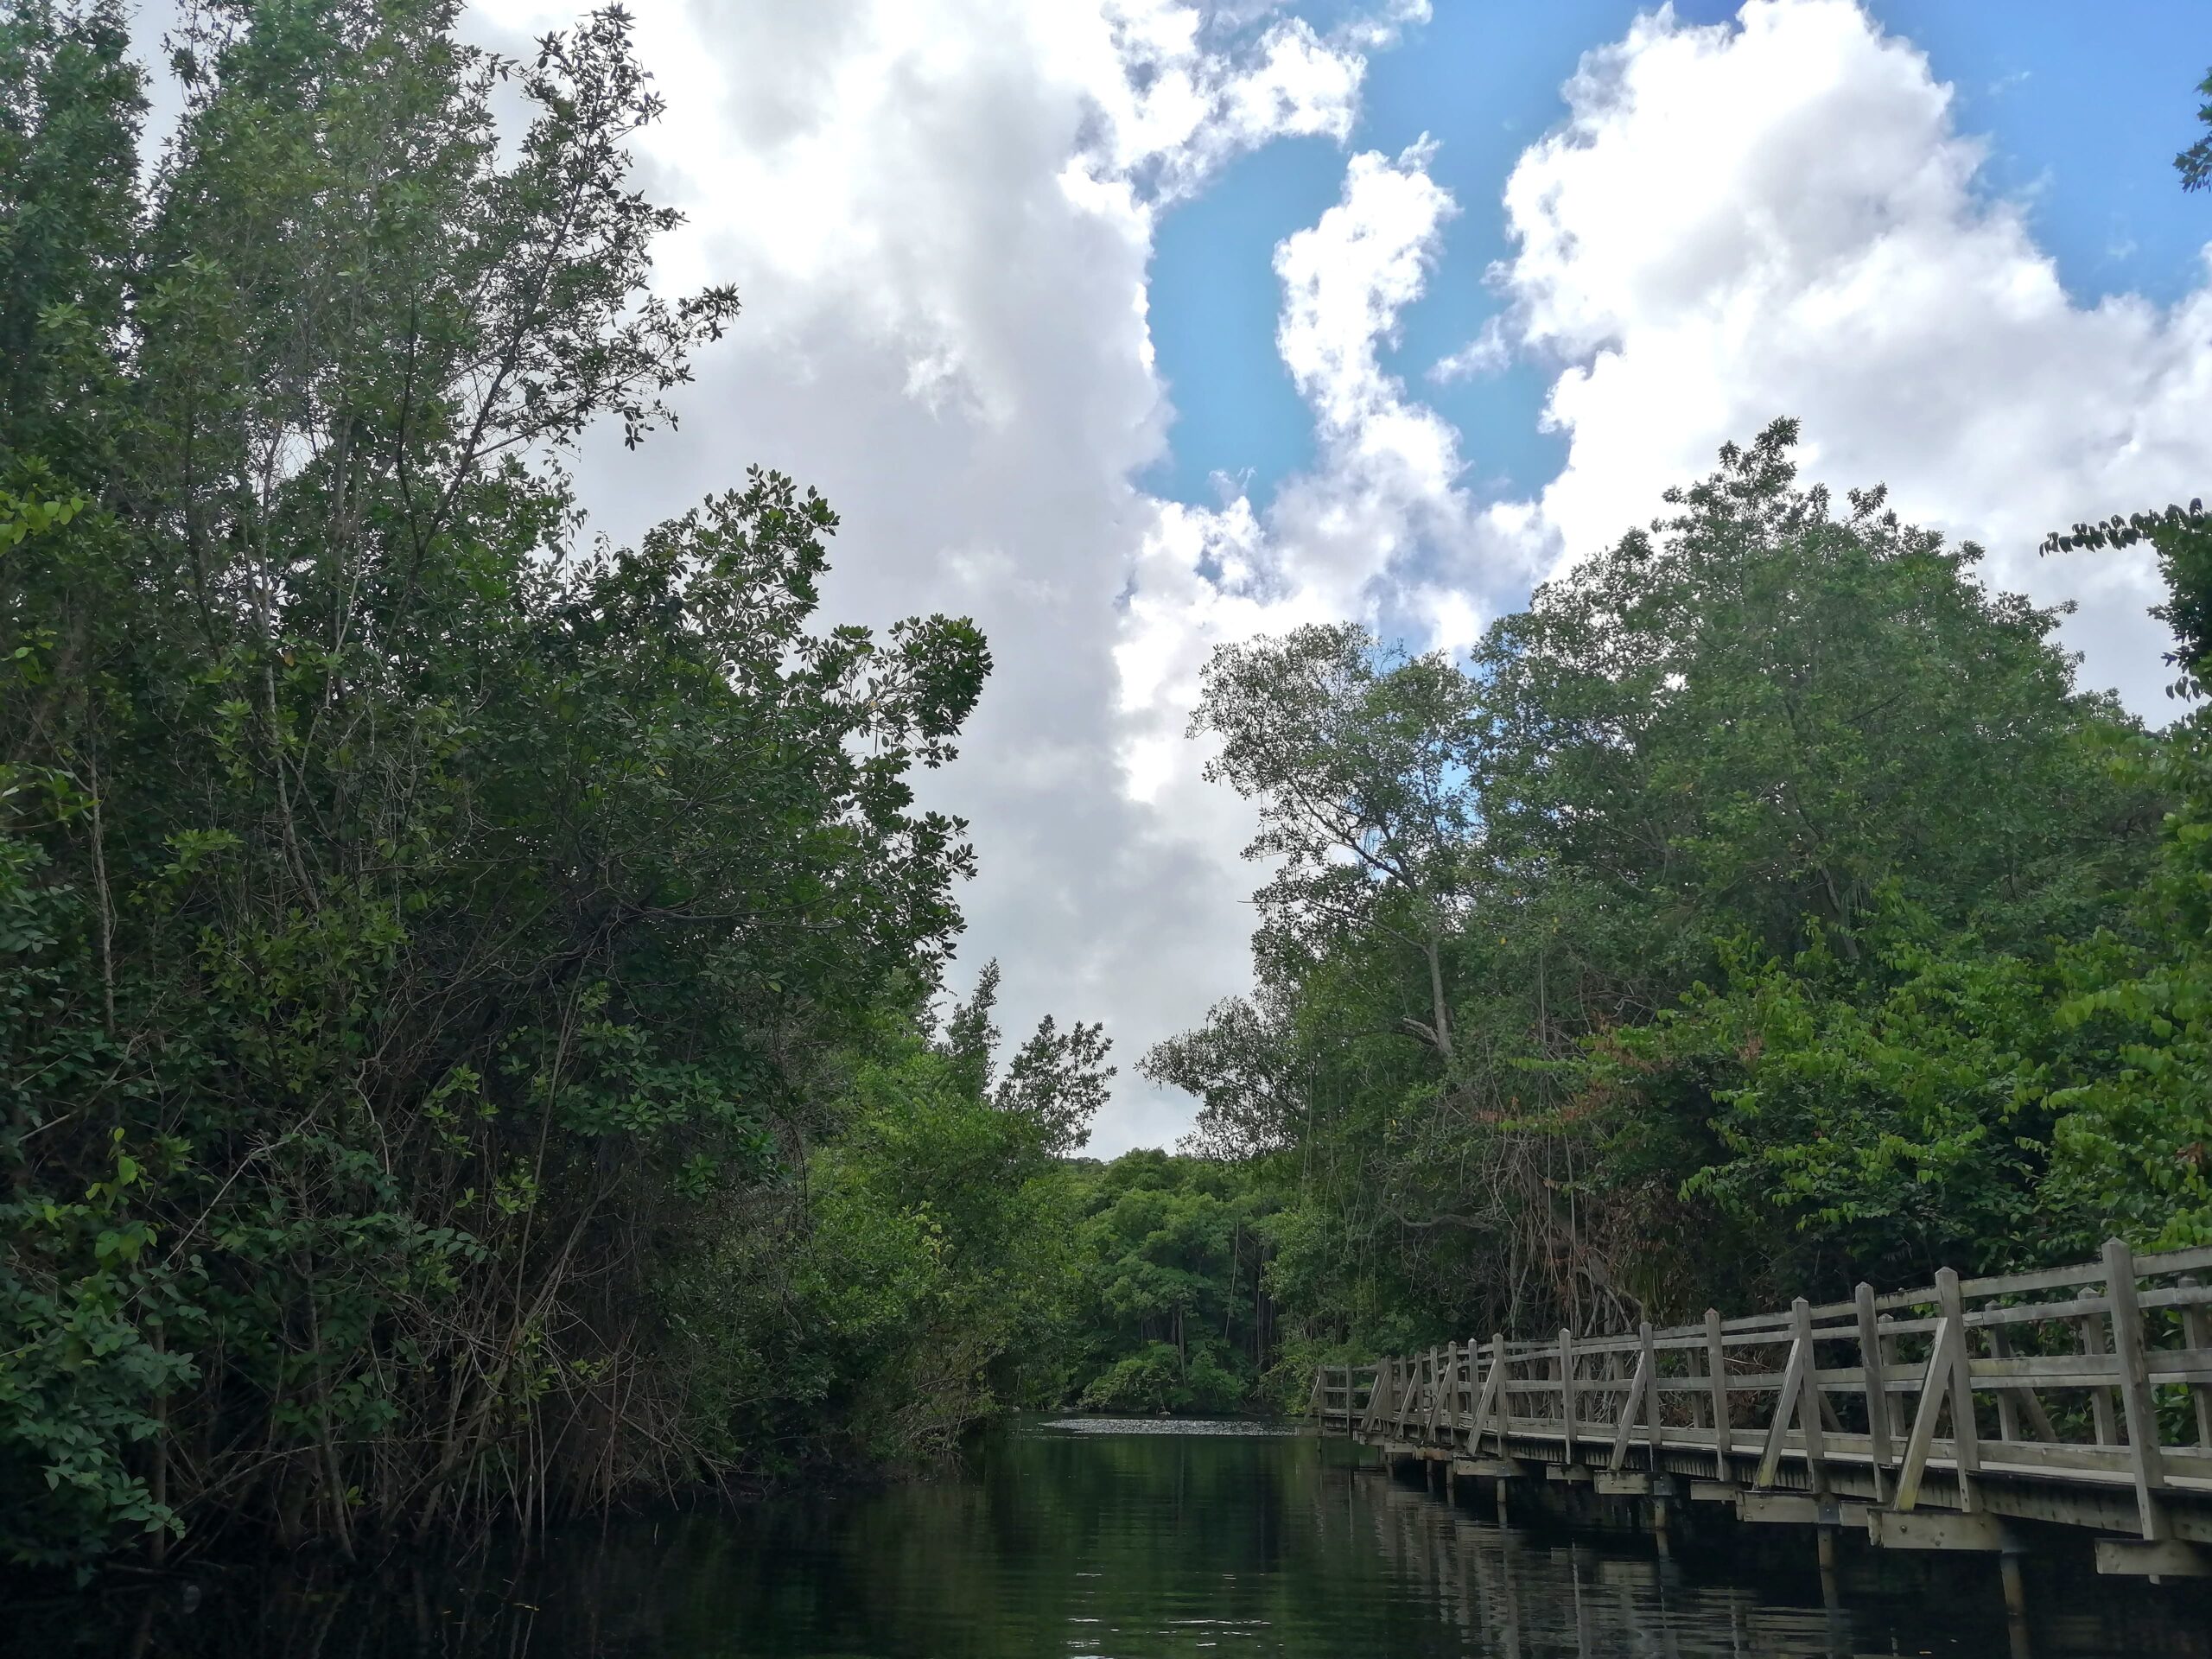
18;1419;2211;1657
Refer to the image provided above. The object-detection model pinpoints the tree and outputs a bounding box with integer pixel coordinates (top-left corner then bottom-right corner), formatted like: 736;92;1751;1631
995;1014;1114;1156
0;0;1027;1569
2024;78;2212;1254
1150;424;2155;1347
1191;623;1490;1065
2037;503;2212;1252
1063;1151;1280;1414
2178;67;2212;193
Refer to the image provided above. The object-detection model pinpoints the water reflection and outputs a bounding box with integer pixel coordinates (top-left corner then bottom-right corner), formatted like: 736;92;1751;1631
16;1422;2209;1658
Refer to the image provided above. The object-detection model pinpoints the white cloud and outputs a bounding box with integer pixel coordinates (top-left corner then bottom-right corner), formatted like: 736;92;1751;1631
1428;315;1510;383
1478;0;2210;711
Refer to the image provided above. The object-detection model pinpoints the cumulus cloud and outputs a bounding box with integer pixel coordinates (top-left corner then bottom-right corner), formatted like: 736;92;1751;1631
1113;137;1505;892
1471;0;2211;710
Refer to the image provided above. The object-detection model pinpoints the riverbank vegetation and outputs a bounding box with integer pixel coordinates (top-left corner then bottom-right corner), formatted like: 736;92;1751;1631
1140;88;2212;1408
5;0;2209;1580
1151;442;2212;1406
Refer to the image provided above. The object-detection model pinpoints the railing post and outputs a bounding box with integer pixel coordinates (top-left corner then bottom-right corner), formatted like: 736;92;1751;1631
2080;1314;2119;1446
2103;1237;2169;1541
1792;1297;1827;1496
1643;1320;1663;1462
1705;1307;1732;1480
1423;1345;1440;1444
1854;1282;1891;1502
2179;1274;2212;1452
1484;1332;1506;1452
1559;1327;1577;1464
1936;1268;1980;1492
1464;1337;1480;1448
1610;1325;1652;1472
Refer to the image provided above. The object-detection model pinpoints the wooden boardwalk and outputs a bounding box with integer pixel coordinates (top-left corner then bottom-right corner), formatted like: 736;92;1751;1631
1310;1236;2212;1579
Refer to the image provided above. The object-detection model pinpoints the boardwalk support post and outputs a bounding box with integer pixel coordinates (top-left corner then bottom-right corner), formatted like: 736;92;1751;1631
1609;1325;1653;1473
2104;1236;2169;1541
1854;1282;1891;1503
1705;1306;1732;1482
1558;1327;1577;1465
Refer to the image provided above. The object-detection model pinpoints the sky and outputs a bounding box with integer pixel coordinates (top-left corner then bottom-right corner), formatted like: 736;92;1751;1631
432;0;2212;1154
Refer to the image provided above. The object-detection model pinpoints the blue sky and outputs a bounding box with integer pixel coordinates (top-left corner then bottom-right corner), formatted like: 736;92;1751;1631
1147;2;2212;520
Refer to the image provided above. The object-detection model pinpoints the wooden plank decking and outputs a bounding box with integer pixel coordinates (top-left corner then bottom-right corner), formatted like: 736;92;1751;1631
1309;1236;2212;1573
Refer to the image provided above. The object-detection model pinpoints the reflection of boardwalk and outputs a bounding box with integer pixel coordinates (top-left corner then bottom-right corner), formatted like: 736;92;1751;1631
1325;1455;2202;1658
1313;1237;2212;1585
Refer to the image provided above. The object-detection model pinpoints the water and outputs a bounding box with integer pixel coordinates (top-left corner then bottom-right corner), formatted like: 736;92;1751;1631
18;1418;2210;1657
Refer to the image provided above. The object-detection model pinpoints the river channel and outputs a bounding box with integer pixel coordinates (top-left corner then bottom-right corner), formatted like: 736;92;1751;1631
19;1418;2211;1657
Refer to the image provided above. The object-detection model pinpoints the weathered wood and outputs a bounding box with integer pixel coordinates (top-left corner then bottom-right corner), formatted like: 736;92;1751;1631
1854;1283;1891;1503
1706;1307;1732;1478
1877;1322;1907;1440
2105;1236;2169;1541
1989;1325;2022;1446
1608;1332;1652;1472
1792;1298;1829;1495
1936;1268;1980;1495
1642;1320;1663;1461
1866;1509;2015;1553
2181;1276;2212;1452
1558;1327;1577;1464
1967;1353;2123;1383
1467;1334;1503;1453
2080;1315;2120;1446
1964;1294;2109;1329
1893;1317;1955;1513
1755;1331;1807;1491
2096;1539;2211;1578
1317;1241;2212;1557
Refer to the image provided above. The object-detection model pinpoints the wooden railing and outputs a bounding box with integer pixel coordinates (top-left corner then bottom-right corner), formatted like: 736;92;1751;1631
1312;1237;2212;1552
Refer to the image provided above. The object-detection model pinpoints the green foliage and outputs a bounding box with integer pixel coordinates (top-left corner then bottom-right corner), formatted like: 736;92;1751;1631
661;1021;1083;1474
1153;423;2163;1356
2179;67;2212;193
1060;1152;1280;1414
2040;545;2212;1253
0;0;1102;1573
2031;120;2212;1254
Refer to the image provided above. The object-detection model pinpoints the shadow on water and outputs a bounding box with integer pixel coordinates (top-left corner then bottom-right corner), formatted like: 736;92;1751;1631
12;1421;2210;1657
